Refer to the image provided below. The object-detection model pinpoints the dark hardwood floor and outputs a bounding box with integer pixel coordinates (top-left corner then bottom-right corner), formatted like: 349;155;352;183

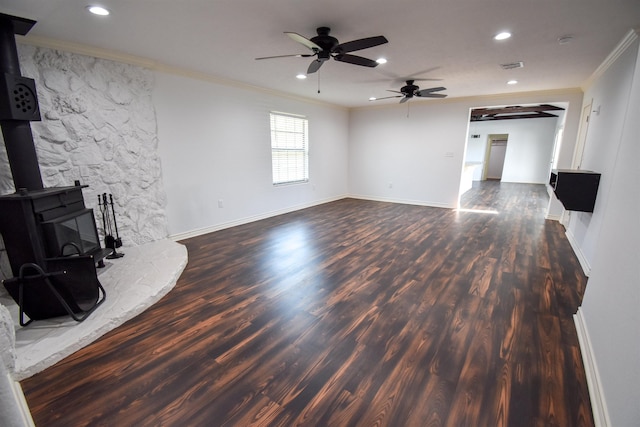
21;181;594;426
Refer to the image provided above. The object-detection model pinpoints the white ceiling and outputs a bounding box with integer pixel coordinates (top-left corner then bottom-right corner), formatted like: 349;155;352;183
2;0;639;108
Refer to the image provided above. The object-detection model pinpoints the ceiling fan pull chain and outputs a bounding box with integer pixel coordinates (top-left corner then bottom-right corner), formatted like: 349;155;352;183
318;69;321;94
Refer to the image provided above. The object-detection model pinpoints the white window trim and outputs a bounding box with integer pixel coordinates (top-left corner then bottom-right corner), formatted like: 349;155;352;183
270;111;309;186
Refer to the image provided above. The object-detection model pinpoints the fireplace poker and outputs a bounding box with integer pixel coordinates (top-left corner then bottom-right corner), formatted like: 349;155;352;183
109;194;123;249
101;193;124;259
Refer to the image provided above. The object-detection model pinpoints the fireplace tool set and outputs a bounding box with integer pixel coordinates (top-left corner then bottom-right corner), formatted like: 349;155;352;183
99;193;125;259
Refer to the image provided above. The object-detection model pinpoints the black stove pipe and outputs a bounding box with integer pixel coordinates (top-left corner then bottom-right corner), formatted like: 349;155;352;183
0;13;44;192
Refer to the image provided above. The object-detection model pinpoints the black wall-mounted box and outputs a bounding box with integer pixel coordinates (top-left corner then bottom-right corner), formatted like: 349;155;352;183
549;169;601;212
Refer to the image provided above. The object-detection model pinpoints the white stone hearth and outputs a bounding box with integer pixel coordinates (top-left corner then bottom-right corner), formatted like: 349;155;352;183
0;239;187;381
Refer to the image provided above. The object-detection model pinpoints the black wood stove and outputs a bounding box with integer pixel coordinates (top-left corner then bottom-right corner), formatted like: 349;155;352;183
0;13;110;322
0;185;112;274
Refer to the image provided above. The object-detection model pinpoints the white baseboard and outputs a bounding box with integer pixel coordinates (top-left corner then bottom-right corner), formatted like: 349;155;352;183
170;195;455;241
11;378;35;427
565;228;591;276
348;194;453;209
574;308;611;427
5;373;35;427
169;195;346;241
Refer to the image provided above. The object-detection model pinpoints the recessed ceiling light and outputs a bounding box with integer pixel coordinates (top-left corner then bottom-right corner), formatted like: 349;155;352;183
87;5;110;16
507;80;518;85
296;74;307;80
376;58;387;64
494;32;511;41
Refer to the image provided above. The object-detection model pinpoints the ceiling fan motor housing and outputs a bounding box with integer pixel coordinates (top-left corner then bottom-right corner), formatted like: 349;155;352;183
310;27;340;55
401;80;419;97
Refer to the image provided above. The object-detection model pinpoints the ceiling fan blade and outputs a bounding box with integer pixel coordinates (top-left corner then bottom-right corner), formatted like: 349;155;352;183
334;54;378;67
371;95;403;101
336;35;388;53
400;97;410;104
386;89;403;94
255;53;314;60
285;32;322;52
417;93;448;98
416;86;447;96
307;59;324;74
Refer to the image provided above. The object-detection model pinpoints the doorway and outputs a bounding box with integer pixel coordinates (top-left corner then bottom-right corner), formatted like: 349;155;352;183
483;134;508;180
459;102;570;211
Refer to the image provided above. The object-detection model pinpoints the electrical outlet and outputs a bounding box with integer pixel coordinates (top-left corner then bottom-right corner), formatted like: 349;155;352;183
388;182;393;189
218;199;223;208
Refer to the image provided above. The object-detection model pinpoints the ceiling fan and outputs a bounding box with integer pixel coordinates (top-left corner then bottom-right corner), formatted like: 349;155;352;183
256;27;388;74
372;80;447;103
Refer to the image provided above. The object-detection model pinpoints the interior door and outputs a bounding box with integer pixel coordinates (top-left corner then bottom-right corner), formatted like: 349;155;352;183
486;139;508;180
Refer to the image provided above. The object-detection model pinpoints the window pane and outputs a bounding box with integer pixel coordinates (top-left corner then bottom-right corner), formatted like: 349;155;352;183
270;113;308;185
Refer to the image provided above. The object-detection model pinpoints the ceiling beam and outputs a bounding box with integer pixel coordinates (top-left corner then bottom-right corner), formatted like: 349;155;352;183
470;104;565;121
470;111;559;121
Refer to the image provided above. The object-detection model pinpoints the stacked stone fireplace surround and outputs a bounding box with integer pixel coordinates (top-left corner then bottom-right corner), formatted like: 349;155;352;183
0;44;169;281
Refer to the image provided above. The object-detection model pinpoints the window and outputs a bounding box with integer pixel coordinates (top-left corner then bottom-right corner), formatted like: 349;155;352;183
270;112;308;185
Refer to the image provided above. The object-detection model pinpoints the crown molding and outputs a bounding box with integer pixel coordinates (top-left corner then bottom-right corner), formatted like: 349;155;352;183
18;35;158;69
16;35;347;111
353;87;583;112
582;28;640;91
17;34;587;112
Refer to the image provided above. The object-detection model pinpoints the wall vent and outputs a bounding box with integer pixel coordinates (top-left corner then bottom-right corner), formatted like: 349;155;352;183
500;61;524;70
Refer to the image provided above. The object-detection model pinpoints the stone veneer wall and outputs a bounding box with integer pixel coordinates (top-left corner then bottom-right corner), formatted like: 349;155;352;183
0;45;169;281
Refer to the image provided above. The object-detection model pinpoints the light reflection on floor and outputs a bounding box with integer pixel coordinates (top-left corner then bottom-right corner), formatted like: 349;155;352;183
261;221;324;311
454;208;500;215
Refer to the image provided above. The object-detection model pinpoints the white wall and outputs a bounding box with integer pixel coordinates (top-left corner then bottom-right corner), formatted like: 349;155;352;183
154;72;349;238
466;117;559;183
576;33;640;426
565;36;640;271
464;135;487;181
349;90;582;208
348;102;468;207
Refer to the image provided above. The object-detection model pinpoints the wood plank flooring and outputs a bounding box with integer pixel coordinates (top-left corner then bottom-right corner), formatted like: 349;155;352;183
21;181;594;426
